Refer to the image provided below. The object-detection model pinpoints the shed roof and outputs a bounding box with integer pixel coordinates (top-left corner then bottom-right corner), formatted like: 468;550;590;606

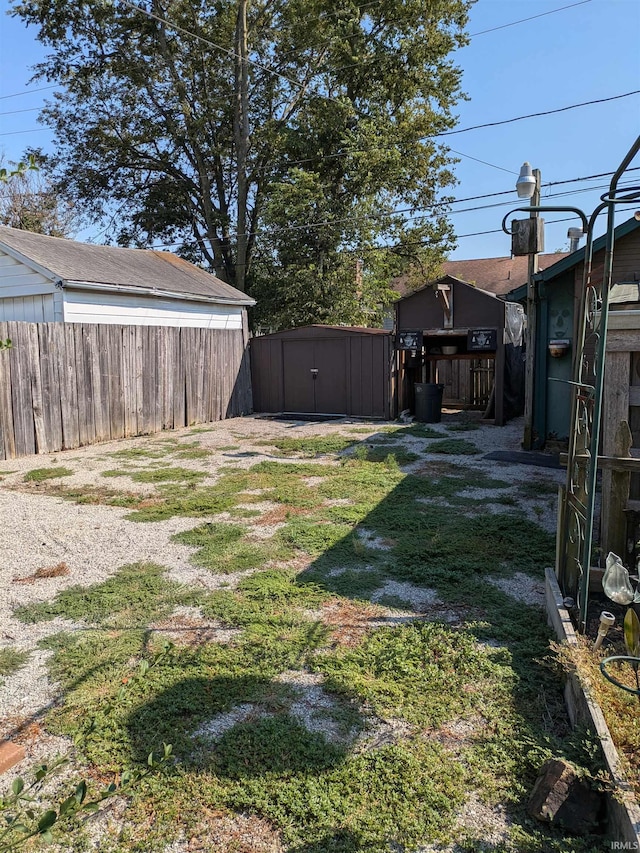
392;253;567;298
0;226;254;306
255;324;391;339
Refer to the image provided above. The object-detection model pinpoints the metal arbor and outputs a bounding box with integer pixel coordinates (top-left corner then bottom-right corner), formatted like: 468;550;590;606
503;135;640;632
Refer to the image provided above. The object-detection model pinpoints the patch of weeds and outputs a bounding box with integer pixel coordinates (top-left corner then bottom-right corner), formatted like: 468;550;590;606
256;436;359;457
127;466;207;484
495;494;518;506
186;427;216;435
173;522;294;574
353;445;419;465
172;447;212;460
24;466;73;482
108;447;166;460
399;423;443;438
101;467;136;478
14;562;201;628
277;517;356;558
0;647;30;679
219;445;240;451
425;438;480;455
519;480;560;498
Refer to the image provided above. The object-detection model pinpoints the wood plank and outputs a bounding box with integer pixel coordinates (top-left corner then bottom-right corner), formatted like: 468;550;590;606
25;323;47;454
59;323;79;449
108;325;124;440
560;453;640;473
184;327;197;425
606;330;639;352
173;328;186;429
153;326;163;433
122;324;136;437
39;323;63;453
76;324;95;446
135;324;145;435
8;323;35;456
602;420;633;557
0;321;15;459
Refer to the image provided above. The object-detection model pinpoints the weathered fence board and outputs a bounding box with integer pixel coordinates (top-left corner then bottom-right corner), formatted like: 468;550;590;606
0;321;253;460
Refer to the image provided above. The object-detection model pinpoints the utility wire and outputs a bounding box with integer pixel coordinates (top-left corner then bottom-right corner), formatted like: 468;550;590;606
468;0;591;37
0;84;58;101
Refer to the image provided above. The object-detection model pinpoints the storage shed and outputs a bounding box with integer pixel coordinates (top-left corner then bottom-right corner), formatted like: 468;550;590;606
395;275;524;426
251;325;392;418
0;226;254;327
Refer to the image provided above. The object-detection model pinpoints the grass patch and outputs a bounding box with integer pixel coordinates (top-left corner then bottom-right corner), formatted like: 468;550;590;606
21;428;604;853
173;522;295;574
445;422;480;432
426;438;480;455
256;436;358;457
128;466;207;484
353;444;420;465
108;447;166;460
0;647;29;679
14;562;200;628
519;480;561;498
24;466;73;482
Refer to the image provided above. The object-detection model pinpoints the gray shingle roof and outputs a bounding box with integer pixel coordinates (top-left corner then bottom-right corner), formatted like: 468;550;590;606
0;226;254;305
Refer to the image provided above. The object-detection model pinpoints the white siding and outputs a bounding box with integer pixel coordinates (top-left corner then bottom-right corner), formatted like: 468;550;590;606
0;251;56;299
62;288;244;329
0;294;55;322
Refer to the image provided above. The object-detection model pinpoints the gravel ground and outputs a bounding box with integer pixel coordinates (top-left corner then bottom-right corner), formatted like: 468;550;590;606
0;410;564;850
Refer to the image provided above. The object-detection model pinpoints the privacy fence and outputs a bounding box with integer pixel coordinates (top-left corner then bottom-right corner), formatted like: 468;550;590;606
0;321;252;460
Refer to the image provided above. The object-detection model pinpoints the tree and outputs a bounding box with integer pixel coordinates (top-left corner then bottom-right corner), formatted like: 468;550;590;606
0;150;80;237
12;0;471;325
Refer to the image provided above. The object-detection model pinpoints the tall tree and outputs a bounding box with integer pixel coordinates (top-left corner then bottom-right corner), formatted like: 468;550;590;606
0;150;79;236
12;0;471;323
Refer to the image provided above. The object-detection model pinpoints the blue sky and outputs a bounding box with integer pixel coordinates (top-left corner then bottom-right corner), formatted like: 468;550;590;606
0;0;638;259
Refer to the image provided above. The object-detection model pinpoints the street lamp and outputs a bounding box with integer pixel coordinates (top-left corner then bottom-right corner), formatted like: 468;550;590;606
514;162;541;451
516;162;537;199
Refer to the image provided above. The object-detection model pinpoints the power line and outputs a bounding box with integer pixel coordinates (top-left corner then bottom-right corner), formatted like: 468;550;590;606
449;148;517;175
0;85;57;101
0;106;42;118
468;0;591;37
438;89;640;137
0;128;49;137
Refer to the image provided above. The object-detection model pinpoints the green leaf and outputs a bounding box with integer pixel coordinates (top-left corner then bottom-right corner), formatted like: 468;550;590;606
59;795;77;815
82;802;100;814
37;810;57;832
41;829;54;844
624;607;640;657
11;778;24;796
75;780;87;804
147;752;155;767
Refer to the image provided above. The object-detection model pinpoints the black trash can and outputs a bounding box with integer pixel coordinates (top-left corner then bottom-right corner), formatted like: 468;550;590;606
414;382;444;423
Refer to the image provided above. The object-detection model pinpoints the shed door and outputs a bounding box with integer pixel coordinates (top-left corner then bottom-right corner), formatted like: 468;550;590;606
282;338;347;414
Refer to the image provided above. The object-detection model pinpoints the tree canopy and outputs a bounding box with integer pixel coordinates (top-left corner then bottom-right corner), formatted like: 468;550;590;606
0;150;80;237
12;0;472;328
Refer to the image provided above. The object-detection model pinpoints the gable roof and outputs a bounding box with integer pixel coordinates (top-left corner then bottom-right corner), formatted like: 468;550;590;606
508;216;640;301
395;273;511;304
441;253;567;296
392;253;567;299
0;226;254;306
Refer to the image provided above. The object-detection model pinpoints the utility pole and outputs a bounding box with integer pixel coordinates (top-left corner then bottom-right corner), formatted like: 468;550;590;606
522;168;541;451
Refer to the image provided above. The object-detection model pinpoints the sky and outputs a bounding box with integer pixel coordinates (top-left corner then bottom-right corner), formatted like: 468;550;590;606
0;0;639;260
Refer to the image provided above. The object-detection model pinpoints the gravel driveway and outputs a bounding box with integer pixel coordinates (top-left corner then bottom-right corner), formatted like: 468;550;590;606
0;411;566;851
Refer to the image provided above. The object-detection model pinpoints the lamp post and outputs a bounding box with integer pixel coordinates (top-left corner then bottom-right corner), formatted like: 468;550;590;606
516;162;541;451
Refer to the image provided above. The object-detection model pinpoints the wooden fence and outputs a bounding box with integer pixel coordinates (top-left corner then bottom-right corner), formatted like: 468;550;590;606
0;321;253;460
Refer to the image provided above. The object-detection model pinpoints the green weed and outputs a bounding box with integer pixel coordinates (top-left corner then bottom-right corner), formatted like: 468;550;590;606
0;647;30;679
24;466;73;482
173;522;294;574
426;438;480;455
15;562;200;628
